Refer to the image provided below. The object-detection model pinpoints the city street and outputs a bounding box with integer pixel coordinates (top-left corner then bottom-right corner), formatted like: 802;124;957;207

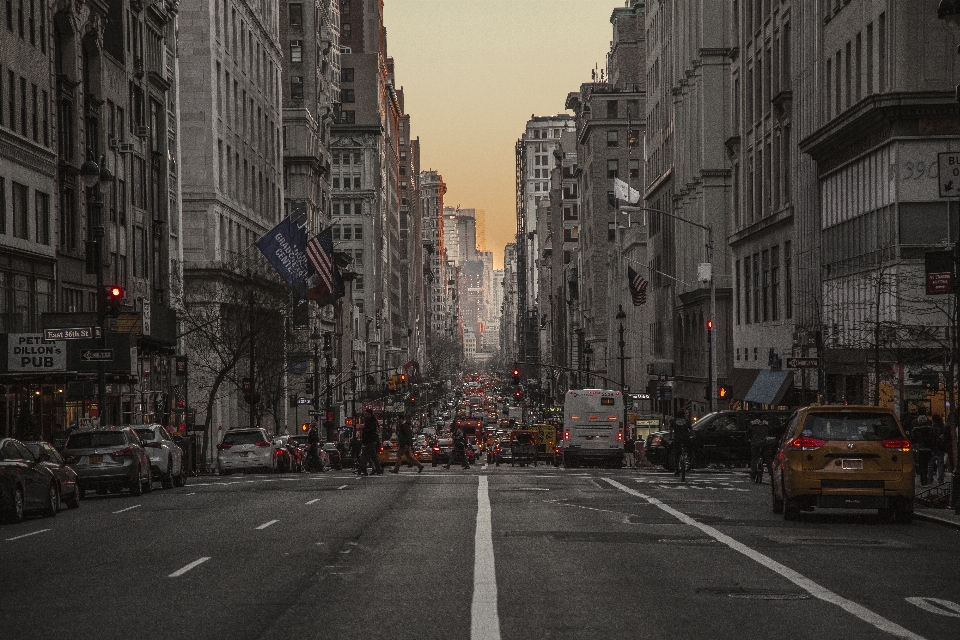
2;464;959;639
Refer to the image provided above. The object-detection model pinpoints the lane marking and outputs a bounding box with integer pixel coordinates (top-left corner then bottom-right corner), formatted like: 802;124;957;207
6;529;49;541
337;485;348;490
113;504;141;514
603;478;926;640
471;475;501;640
906;597;960;617
168;557;210;578
256;519;279;530
306;498;321;505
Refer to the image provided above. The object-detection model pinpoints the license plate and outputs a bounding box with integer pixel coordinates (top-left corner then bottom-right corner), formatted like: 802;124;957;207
239;452;249;457
841;458;863;470
89;455;102;464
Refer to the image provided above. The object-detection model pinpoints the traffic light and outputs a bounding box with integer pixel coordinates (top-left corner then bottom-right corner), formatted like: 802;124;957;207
409;393;418;406
514;390;522;400
104;285;125;315
300;423;310;433
305;376;313;392
717;385;729;399
289;394;297;407
389;375;397;391
512;368;520;383
400;374;407;387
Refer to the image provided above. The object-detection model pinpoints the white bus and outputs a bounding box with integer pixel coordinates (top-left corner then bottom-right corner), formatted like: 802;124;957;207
560;389;625;468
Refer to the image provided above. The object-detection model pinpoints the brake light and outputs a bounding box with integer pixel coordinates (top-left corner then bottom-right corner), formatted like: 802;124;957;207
788;436;827;450
254;441;271;448
617;431;623;442
880;438;911;452
112;447;135;458
432;446;440;452
563;430;570;441
217;443;233;450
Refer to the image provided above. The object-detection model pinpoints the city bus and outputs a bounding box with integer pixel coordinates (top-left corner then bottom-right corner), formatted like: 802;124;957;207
560;389;624;468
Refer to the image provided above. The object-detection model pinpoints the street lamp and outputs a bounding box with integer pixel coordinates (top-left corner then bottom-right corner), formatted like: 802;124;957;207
937;1;960;513
620;205;716;412
81;154;113;424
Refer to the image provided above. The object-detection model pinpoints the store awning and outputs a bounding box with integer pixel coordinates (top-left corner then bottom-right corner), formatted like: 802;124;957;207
744;369;793;406
728;368;761;400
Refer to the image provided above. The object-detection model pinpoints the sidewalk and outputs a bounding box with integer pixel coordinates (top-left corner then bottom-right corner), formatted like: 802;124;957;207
914;470;960;529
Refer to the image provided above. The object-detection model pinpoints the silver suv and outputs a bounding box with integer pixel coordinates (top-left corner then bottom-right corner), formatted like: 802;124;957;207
133;425;186;489
216;427;276;475
62;427;152;497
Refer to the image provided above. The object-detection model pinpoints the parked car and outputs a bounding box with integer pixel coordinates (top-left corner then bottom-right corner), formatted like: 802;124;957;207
62;427;152;497
0;438;59;522
323;442;342;470
771;405;914;522
23;441;80;509
644;410;792;470
133;425;186;488
216;427;276;475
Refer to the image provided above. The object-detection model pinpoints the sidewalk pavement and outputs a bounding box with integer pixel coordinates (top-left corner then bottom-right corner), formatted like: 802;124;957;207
914;470;960;529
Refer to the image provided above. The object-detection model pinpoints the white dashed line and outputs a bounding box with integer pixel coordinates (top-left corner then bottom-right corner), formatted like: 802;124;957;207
471;475;501;640
168;557;210;578
256;519;279;530
113;504;141;514
337;485;348;490
306;498;321;504
6;529;49;541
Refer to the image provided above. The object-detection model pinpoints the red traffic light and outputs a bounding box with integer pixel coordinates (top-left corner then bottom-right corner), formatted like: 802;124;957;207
106;285;125;300
706;319;714;330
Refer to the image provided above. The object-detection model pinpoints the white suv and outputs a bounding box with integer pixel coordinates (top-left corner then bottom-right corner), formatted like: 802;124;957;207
217;428;276;475
133;425;186;489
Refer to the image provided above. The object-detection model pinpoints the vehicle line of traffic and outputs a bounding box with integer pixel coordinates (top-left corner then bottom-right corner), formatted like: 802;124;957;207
604;477;928;640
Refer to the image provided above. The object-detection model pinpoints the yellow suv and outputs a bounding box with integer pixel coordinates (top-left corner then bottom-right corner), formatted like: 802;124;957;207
770;406;914;523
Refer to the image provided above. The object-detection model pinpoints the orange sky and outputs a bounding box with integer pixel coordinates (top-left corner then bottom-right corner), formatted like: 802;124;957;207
384;0;619;269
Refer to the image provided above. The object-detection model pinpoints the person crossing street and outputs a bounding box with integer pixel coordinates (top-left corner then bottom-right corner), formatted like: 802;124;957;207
390;417;424;474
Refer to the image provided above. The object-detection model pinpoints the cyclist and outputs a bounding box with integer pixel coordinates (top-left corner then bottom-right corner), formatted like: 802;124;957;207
748;418;769;483
669;409;692;477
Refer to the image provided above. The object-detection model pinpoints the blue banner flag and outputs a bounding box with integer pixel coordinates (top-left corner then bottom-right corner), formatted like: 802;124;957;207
256;218;313;294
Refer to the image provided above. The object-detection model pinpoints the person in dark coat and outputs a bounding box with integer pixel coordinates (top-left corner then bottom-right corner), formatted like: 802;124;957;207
358;409;383;476
910;411;935;486
928;414;949;486
391;417;424;474
349;434;362;473
445;424;470;469
669;409;692;476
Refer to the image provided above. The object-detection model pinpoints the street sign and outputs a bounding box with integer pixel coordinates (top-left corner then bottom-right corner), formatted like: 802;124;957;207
658;372;667;383
296;396;313;405
107;313;142;334
786;357;819;368
939;152;960;197
80;349;114;362
308;410;324;416
43;327;93;340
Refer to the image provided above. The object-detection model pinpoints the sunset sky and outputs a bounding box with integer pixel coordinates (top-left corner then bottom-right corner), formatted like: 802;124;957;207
384;0;621;269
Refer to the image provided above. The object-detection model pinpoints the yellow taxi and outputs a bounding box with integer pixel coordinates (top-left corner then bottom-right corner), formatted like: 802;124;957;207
770;406;914;523
379;440;420;466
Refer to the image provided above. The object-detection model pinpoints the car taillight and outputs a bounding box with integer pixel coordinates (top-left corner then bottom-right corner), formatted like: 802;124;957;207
788;436;827;450
112;447;135;458
563;430;570;441
217;443;233;450
617;431;623;442
254;441;271;448
880;438;911;452
432;446;440;452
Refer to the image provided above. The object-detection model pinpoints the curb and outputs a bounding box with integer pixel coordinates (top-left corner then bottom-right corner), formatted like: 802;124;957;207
914;510;960;530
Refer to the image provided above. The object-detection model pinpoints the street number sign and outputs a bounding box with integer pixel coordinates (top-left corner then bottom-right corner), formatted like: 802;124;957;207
938;152;960;197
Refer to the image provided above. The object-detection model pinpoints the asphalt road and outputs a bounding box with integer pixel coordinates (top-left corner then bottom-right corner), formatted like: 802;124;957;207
2;464;959;639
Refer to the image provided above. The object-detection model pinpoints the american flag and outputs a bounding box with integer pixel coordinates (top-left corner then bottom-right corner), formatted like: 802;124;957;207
306;227;335;294
627;266;648;306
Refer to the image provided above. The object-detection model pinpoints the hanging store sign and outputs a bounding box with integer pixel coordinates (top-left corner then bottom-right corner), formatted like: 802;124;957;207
7;333;66;372
925;250;954;295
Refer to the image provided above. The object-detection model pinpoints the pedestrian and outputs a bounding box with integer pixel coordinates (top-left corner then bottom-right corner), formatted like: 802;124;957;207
623;431;635;468
357;409;384;476
670;409;692;477
445;423;470;469
928;414;949;486
349;433;362;474
748;418;769;482
910;410;935;486
306;421;324;472
390;417;424;474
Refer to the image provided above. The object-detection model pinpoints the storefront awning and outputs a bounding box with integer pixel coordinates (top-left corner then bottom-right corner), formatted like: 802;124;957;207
744;369;793;406
728;368;760;401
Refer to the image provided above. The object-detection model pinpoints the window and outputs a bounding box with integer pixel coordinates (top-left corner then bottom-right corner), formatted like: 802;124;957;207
606;100;618;119
353;176;360;189
752;253;760;323
342;22;351;38
354;224;363;239
59;188;75;249
784;240;793;319
629;159;639;178
341;88;355;103
34;190;48;244
341;68;354;82
339;110;355;124
606;130;618;147
353;249;363;266
354;274;363;291
30;83;36;141
735;259;741;325
744;257;751;324
133;226;148;278
290;40;302;63
290;76;303;100
288;3;302;26
11;181;27;239
332;224;340;241
342;224;352;240
761;249;769;322
771;245;780;321
606;160;619;179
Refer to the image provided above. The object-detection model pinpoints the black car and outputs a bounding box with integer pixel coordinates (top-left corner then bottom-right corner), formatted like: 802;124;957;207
24;441;80;510
0;438;59;523
646;410;793;470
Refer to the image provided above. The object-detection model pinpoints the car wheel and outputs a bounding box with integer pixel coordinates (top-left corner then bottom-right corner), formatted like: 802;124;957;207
130;473;143;496
771;479;784;514
783;487;801;521
142;468;153;493
162;457;175;489
65;484;80;509
174;465;187;487
44;484;59;517
5;486;25;523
